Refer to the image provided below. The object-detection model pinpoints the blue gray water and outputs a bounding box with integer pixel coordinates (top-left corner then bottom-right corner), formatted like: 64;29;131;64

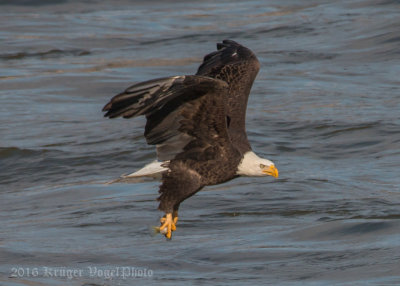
1;0;400;285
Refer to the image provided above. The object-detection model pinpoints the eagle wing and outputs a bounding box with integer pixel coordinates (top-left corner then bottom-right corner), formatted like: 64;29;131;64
103;75;235;162
196;40;260;154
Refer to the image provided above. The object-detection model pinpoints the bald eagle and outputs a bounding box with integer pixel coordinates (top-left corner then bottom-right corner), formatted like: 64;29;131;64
103;40;278;239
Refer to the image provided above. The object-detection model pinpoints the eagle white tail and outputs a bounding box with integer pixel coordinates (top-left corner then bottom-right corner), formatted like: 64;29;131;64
123;161;169;179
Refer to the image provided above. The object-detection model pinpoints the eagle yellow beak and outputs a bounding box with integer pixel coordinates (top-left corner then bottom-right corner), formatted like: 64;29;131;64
262;165;279;178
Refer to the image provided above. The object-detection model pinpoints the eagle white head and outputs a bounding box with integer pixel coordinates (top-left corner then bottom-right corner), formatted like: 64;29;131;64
236;151;279;178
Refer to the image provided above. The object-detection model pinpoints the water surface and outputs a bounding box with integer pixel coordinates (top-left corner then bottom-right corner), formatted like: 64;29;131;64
1;0;400;285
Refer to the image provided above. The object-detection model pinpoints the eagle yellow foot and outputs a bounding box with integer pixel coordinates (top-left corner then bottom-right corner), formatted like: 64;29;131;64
154;212;178;239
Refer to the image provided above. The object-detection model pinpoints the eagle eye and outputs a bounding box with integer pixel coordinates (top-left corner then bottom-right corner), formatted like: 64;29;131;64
259;164;266;169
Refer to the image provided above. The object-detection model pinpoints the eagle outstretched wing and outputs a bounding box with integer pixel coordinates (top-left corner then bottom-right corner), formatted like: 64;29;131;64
103;75;237;163
197;40;260;154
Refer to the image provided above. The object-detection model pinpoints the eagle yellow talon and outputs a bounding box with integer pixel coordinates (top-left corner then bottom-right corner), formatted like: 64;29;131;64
153;211;179;239
155;213;177;239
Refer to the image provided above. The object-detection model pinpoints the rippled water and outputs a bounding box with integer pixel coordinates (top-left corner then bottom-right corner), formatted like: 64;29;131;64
1;0;400;285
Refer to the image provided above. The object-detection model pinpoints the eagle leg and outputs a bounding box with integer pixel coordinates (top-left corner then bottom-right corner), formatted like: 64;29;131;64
173;210;178;225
